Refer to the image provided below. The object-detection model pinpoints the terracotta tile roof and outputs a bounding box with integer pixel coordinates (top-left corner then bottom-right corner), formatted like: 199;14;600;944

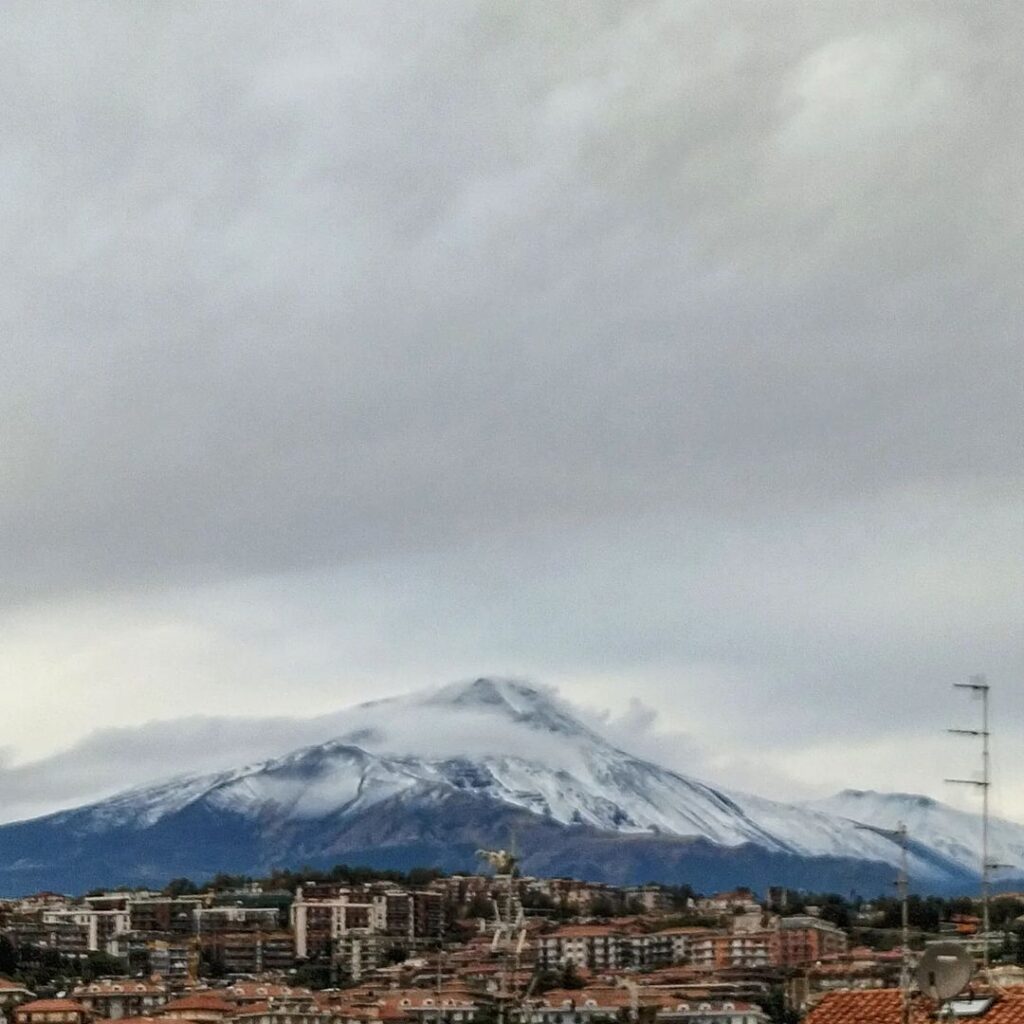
544;925;622;938
223;985;312;1003
160;994;237;1014
74;980;166;995
0;979;35;992
805;989;1024;1024
231;1003;272;1016
16;1000;91;1014
538;988;634;1008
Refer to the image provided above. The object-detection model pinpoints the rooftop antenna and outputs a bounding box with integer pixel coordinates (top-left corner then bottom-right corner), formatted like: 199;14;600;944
857;821;910;1024
946;676;992;971
477;847;525;1024
434;897;445;1024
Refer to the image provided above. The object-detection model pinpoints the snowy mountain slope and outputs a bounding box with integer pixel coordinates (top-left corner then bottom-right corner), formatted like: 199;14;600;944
808;789;1024;880
0;679;1014;894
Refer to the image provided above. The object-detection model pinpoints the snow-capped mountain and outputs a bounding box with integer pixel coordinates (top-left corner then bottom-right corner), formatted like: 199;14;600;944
0;679;1015;895
808;789;1024;881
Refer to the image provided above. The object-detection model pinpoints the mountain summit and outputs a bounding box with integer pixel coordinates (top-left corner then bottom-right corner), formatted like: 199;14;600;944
0;678;1017;895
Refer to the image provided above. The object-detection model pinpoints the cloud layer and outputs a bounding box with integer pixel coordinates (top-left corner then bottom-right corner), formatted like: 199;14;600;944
1;3;1020;818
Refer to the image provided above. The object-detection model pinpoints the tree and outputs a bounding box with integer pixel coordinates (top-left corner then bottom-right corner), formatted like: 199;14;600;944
164;877;200;897
294;964;332;989
0;936;17;975
465;894;493;920
533;971;564;994
199;949;226;979
664;884;695;910
590;895;617;918
761;988;798;1024
82;952;126;982
560;962;585;990
205;873;251;892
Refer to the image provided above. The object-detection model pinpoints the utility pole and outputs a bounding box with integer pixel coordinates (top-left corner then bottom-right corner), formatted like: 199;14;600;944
947;676;992;971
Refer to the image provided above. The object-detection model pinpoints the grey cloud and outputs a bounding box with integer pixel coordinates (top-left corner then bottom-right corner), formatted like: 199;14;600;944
0;1;1019;599
0;685;702;824
0;2;1020;818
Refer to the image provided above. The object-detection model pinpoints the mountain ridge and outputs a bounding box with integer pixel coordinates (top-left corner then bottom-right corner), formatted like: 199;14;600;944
0;678;1017;895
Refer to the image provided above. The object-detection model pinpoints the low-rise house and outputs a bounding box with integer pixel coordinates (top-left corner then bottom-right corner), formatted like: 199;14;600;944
316;986;481;1024
73;979;167;1020
657;1000;768;1024
0;979;37;1013
15;1000;93;1024
517;986;638;1024
158;994;237;1023
221;985;314;1008
231;1000;353;1024
376;989;480;1024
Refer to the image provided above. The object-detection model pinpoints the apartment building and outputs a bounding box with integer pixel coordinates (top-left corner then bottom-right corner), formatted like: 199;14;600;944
291;884;444;982
772;917;848;966
538;925;679;971
201;930;296;975
129;896;207;936
688;932;774;970
195;906;282;935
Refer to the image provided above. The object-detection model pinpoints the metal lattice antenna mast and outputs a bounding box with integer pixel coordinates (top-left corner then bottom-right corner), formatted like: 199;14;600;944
896;823;910;1024
434;890;445;1024
946;675;991;971
856;821;910;1024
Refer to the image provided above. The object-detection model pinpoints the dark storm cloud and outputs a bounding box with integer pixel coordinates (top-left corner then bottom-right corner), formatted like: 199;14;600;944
0;2;1021;811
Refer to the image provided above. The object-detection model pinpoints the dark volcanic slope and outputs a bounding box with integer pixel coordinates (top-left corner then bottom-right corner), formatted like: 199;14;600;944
0;784;971;896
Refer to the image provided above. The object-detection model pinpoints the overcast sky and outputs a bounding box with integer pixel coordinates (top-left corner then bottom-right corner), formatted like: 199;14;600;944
1;1;1021;824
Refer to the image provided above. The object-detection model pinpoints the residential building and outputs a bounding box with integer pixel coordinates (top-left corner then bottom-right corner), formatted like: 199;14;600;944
72;980;167;1020
15;1001;93;1024
772;917;847;966
158;995;237;1023
0;980;37;1014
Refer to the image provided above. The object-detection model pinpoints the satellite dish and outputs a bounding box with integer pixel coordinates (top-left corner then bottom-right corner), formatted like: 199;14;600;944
916;943;974;1001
